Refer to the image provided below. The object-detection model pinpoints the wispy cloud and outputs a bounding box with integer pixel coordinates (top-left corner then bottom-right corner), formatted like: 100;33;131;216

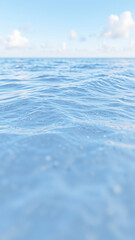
19;24;32;33
41;42;54;51
101;41;118;52
79;36;87;42
102;11;135;39
59;42;67;52
129;40;135;48
70;30;77;40
4;30;28;48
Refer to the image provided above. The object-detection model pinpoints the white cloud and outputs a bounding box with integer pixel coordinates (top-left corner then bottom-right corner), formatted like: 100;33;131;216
70;30;77;40
59;42;67;52
0;35;2;43
102;11;135;39
62;42;66;51
129;40;135;48
4;30;28;48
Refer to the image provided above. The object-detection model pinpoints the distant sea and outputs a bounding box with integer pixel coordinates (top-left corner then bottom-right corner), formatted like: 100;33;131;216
0;58;135;240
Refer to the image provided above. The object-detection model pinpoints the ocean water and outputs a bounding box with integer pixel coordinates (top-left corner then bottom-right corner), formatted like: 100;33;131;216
0;58;135;240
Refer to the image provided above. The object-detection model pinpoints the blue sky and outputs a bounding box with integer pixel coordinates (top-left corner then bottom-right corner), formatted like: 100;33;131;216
0;0;135;57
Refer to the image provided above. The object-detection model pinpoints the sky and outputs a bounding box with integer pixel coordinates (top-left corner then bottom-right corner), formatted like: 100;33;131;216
1;0;135;57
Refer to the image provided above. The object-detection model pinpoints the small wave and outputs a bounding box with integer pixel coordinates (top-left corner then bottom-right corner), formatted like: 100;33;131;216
0;58;135;240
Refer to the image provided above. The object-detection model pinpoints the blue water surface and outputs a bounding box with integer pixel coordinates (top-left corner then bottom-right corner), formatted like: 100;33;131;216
0;58;135;240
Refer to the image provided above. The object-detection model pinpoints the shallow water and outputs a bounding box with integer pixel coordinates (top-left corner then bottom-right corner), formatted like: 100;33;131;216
0;58;135;240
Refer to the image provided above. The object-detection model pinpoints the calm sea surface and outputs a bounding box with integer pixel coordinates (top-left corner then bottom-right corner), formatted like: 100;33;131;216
0;58;135;240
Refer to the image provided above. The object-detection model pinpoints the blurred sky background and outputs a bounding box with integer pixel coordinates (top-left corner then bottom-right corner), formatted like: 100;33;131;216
1;0;135;57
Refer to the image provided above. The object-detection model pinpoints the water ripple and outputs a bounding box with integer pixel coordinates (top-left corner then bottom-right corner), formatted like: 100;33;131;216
0;58;135;240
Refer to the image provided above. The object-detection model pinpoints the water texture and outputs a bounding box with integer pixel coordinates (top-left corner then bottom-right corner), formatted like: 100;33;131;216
0;58;135;240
